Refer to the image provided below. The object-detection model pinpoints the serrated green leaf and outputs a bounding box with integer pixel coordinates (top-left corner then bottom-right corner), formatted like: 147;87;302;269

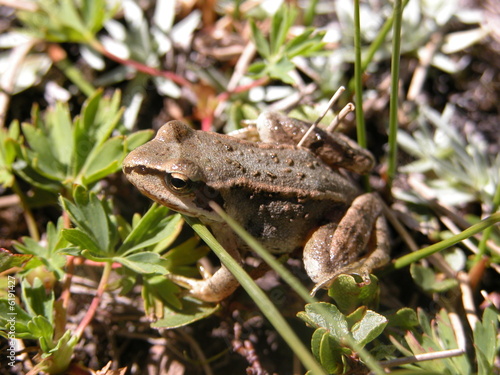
164;237;210;268
27;315;54;353
0;299;34;339
80;136;125;186
21;278;54;325
62;228;101;254
474;307;498;375
21;124;66;179
43;330;78;374
143;274;182;310
268;57;296;84
46;102;74;166
74;91;123;178
0;249;32;272
61;186;116;253
119;205;178;255
270;5;296;56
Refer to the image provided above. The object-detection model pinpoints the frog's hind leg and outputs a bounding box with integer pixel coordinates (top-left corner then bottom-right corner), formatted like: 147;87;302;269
303;193;390;295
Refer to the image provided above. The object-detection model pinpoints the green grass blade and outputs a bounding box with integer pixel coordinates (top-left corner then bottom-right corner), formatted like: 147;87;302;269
187;205;387;375
184;215;327;375
387;0;403;188
393;212;500;269
353;0;367;150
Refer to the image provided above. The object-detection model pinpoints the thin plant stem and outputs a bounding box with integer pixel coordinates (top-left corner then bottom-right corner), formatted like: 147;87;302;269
393;212;500;269
387;0;403;188
89;40;191;87
347;0;409;93
353;0;367;150
75;262;113;340
11;181;39;241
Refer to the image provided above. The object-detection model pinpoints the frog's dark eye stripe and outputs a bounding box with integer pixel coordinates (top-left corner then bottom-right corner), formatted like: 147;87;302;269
165;172;192;193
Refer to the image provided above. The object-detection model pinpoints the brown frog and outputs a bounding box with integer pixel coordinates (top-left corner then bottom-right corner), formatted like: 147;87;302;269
123;112;390;302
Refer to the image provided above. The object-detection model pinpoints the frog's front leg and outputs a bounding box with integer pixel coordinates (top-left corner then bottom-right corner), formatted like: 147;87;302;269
168;265;240;302
167;244;244;303
303;193;390;294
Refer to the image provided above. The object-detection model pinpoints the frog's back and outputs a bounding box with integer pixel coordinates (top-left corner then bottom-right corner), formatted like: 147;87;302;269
190;125;360;204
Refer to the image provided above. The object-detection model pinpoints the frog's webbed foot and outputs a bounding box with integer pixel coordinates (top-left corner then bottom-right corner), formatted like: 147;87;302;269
304;193;390;296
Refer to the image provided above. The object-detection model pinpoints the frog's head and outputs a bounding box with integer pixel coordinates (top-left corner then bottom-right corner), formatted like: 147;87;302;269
123;121;222;221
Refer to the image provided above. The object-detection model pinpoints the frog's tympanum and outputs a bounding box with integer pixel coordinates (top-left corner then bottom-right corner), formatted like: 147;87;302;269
123;112;390;302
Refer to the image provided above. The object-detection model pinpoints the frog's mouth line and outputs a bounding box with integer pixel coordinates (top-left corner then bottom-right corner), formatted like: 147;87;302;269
123;164;160;176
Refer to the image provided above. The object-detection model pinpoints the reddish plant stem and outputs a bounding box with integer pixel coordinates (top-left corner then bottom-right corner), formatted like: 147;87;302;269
216;77;269;102
75;262;112;339
94;44;191;87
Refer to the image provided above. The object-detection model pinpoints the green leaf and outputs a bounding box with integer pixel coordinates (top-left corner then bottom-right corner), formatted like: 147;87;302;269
163;237;210;268
250;20;270;59
151;297;219;329
0;122;20;187
61;186;117;254
247;61;268;80
350;310;387;348
298;303;350;343
119;206;180;255
268;57;296;84
80;136;125;186
473;307;499;375
142;274;182;311
386;307;419;329
125;130;154;151
328;274;379;314
0;299;34;339
46;102;74;166
43;330;78;374
14;219;68;279
79;250;113;263
21;278;54;324
21;124;66;179
27;315;55;353
0;249;32;272
270;5;296;55
311;328;343;374
61;228;101;254
114;252;168;274
12;161;63;192
410;264;458;293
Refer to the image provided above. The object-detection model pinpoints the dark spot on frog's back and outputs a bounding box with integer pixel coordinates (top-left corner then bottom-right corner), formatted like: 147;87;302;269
157;121;194;143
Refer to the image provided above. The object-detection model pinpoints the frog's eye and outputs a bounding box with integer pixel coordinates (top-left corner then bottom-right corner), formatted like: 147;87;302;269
165;172;192;193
